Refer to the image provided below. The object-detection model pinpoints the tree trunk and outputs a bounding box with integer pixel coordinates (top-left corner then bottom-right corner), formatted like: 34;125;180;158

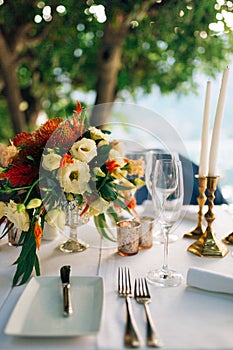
0;30;27;135
90;19;129;127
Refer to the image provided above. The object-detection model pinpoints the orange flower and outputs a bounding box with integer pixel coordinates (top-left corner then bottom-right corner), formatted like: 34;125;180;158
73;102;85;136
126;196;136;210
80;203;90;216
106;160;121;173
73;101;82;115
60;153;74;168
34;221;43;250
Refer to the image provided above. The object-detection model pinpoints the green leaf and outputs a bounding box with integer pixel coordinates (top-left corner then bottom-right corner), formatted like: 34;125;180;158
101;129;111;135
72;194;83;205
12;227;40;286
94;214;116;242
115;184;134;191
95;144;112;166
113;198;131;214
0;222;14;239
100;182;117;201
26;155;35;162
35;255;41;276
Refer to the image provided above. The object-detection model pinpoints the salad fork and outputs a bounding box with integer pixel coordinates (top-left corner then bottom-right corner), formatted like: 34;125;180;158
134;278;163;347
118;267;141;348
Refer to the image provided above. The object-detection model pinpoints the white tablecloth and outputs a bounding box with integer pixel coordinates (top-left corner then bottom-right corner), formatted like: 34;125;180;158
0;205;233;350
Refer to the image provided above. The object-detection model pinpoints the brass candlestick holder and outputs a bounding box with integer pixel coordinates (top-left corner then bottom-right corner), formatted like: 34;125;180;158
183;176;207;239
187;176;229;257
222;232;233;245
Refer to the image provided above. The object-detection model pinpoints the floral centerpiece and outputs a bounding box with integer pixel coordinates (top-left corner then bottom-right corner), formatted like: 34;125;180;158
0;102;144;286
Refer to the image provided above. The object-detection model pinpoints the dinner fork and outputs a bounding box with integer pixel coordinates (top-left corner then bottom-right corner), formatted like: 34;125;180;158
134;278;163;348
118;267;141;348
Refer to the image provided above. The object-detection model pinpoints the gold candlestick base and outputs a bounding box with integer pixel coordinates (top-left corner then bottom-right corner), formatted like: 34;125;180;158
222;232;233;245
187;176;229;258
187;229;229;257
183;176;207;239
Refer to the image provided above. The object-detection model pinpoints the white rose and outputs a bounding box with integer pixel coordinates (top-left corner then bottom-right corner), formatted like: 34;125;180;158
42;152;62;171
89;126;109;143
58;159;90;194
70;138;97;163
0;201;6;219
5;200;30;231
45;208;66;231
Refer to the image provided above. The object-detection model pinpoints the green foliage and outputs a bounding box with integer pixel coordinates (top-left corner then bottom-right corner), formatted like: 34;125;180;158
0;0;233;141
12;225;40;286
0;100;14;143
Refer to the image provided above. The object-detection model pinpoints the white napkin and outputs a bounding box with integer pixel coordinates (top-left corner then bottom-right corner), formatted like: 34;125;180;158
186;267;233;294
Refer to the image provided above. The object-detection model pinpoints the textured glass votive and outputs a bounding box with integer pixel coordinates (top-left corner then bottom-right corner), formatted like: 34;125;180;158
117;219;141;256
8;227;22;246
137;216;155;249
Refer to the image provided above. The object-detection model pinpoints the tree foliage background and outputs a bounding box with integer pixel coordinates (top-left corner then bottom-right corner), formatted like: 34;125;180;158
0;0;233;143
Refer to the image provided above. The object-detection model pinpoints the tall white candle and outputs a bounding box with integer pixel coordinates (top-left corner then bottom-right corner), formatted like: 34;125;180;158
208;67;230;176
199;81;211;177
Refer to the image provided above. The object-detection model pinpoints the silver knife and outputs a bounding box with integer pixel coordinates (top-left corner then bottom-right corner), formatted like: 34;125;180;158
60;265;73;317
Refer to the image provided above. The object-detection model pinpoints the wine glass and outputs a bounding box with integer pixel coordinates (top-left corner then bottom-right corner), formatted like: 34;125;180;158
145;150;179;243
146;158;184;287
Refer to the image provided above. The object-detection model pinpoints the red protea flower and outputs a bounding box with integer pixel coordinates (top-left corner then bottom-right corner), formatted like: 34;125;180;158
11;118;63;150
9;118;63;166
11;131;32;147
32;117;63;148
0;163;39;186
47;117;83;151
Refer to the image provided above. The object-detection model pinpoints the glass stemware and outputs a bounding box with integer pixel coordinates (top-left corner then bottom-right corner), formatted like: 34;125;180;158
146;158;184;287
59;200;89;253
145;150;179;243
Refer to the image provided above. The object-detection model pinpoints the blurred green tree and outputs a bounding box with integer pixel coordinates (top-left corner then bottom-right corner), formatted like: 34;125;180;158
0;0;232;141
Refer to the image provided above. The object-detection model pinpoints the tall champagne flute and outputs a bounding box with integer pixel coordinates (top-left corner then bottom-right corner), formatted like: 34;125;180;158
145;150;179;243
147;158;184;287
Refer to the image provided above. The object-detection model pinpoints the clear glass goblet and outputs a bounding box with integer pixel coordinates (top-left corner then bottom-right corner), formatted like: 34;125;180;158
146;158;184;287
145;150;179;243
59;200;89;253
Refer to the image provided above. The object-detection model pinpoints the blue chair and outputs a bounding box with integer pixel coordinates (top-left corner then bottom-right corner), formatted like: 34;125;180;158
136;154;227;205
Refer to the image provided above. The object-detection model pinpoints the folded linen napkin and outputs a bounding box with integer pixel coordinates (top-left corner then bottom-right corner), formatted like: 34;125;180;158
186;267;233;294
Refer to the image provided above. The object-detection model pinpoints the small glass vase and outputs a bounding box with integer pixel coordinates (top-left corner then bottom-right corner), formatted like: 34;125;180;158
59;200;89;253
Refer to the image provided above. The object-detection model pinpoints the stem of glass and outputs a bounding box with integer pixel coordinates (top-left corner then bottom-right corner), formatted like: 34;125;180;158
161;224;170;274
70;225;77;241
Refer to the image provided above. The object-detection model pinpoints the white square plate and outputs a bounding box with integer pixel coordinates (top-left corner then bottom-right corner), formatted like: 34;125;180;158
5;276;103;337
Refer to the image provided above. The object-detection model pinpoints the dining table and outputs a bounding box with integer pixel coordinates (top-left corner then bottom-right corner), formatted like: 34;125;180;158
0;202;233;350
